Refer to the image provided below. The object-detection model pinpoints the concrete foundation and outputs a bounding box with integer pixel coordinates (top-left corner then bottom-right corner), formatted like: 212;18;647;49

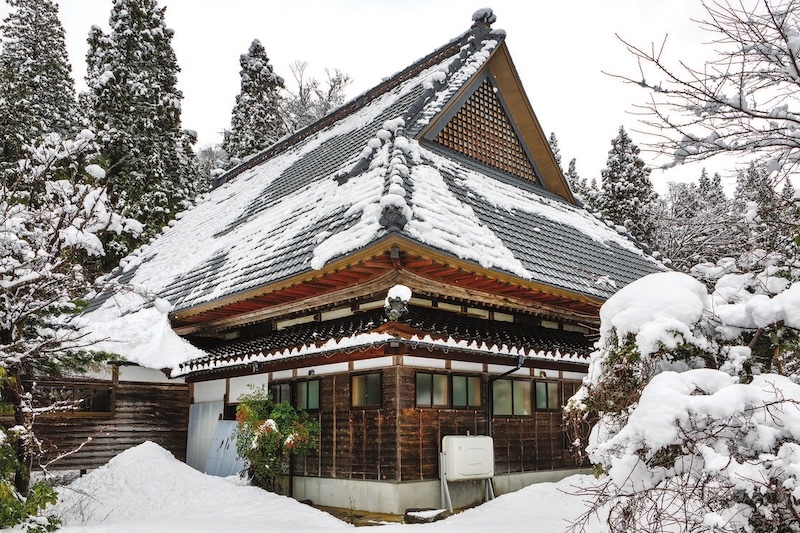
292;468;589;515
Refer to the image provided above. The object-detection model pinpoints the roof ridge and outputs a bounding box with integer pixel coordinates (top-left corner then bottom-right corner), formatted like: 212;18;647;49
214;29;472;188
215;11;506;188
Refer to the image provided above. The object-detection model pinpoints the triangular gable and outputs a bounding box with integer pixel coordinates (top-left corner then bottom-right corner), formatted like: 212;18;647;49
419;42;575;203
431;75;540;184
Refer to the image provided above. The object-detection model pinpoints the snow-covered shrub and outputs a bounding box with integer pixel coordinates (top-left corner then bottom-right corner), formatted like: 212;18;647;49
234;386;320;494
567;268;800;532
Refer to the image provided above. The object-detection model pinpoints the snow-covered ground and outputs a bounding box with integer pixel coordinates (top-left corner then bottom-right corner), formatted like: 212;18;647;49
45;442;604;533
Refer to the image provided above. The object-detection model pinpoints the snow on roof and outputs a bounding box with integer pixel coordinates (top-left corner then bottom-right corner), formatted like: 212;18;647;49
82;11;662;370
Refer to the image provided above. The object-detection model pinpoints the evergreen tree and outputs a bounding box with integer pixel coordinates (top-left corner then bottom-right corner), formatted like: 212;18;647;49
697;167;726;205
547;131;562;170
565;157;598;208
734;162;798;253
85;0;200;264
597;126;658;245
0;0;79;165
222;39;287;160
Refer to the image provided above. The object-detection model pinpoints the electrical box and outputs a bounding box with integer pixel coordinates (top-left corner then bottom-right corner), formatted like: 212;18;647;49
442;435;494;481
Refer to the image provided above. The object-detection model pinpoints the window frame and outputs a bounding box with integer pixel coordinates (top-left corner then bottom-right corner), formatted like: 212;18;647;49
296;379;320;411
269;382;292;405
534;379;561;411
33;381;115;418
492;378;533;417
351;372;382;408
415;372;482;409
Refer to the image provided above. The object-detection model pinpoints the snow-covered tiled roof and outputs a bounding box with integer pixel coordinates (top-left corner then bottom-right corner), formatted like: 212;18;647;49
90;10;663;328
176;306;591;377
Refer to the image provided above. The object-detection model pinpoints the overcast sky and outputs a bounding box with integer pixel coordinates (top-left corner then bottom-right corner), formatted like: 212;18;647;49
9;0;727;190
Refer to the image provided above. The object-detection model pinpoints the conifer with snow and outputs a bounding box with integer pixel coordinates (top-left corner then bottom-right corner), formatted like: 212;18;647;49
733;162;799;256
222;39;287;160
565;158;598;208
596;126;658;245
547;131;562;170
0;0;79;165
85;0;200;264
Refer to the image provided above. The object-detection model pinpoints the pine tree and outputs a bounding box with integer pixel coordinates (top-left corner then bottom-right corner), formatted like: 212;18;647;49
0;0;79;165
597;126;658;245
734;162;798;254
85;0;200;265
547;131;562;171
222;39;287;160
697;168;726;205
565;158;598;208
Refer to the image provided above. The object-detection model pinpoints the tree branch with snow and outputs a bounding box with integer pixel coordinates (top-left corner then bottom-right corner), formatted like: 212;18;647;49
610;0;800;181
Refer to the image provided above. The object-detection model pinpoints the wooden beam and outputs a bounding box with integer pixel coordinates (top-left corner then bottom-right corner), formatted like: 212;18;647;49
174;270;407;335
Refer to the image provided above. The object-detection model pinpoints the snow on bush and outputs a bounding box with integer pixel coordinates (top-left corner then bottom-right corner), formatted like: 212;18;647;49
568;270;800;532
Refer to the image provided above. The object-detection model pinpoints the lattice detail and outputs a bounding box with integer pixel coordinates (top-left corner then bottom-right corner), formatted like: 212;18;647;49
434;79;538;183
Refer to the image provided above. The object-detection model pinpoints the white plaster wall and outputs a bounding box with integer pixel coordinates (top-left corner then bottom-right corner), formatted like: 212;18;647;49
352;356;393;370
229;374;269;402
402;356;446;369
193;379;226;403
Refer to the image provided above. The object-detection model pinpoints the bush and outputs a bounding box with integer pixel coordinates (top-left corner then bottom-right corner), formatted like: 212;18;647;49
0;429;58;532
234;386;320;493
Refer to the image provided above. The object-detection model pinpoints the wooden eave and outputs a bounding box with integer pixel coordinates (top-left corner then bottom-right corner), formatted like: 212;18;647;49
418;41;575;204
170;234;602;336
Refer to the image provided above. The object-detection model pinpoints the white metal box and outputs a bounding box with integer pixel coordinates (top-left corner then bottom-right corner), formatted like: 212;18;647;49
442;435;494;481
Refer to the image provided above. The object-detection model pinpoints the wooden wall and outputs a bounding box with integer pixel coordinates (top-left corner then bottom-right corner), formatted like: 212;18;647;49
295;370;398;481
34;380;190;471
293;365;583;482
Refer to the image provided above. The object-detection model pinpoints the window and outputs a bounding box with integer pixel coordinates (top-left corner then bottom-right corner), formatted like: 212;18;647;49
223;403;238;420
415;373;482;409
34;383;113;416
452;375;482;408
416;373;449;407
269;383;291;404
351;373;381;407
297;380;320;410
535;381;561;410
492;379;531;416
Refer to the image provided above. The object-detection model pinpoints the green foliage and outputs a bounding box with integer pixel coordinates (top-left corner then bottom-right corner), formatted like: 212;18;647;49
223;39;287;159
234;386;320;494
0;430;58;532
597;126;658;246
0;0;79;166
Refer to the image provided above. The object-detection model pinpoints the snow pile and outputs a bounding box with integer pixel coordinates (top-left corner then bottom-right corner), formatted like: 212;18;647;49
50;442;348;533
386;284;412;303
50;443;605;532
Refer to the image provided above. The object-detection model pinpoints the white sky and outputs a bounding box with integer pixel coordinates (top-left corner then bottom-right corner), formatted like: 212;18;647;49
11;0;728;190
